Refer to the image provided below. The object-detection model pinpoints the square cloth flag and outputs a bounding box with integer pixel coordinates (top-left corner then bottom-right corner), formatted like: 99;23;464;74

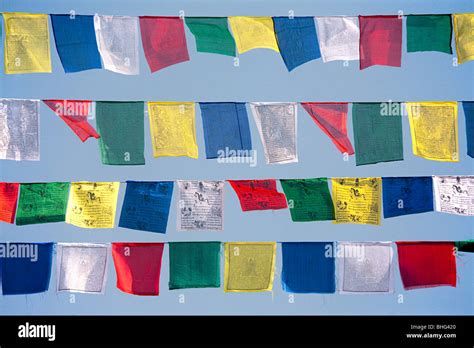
228;179;287;211
406;102;459;162
199;102;252;159
281;242;336;294
396;242;456;290
382;177;434;218
3;13;52;74
96;101;145;165
0;183;19;223
1;242;53;295
455;240;474;253
169;242;221;289
280;178;334;222
112;243;165;296
119;181;174;233
462;101;474;158
453;14;474;64
16;182;70;225
272;17;321;71
50;15;102;73
359;16;402;70
352;103;404;165
56;243;109;294
185;17;236;56
406;15;453;54
315;16;359;63
224;242;276;292
228;17;279;54
433;176;474;216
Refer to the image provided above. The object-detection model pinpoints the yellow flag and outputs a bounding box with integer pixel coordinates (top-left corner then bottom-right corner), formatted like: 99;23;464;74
224;242;276;292
453;13;474;64
406;102;459;162
66;182;120;229
3;13;52;74
228;16;280;54
148;102;198;158
332;178;381;225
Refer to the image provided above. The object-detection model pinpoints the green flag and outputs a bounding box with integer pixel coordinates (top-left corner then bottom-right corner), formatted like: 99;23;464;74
185;17;236;56
455;240;474;253
406;15;452;54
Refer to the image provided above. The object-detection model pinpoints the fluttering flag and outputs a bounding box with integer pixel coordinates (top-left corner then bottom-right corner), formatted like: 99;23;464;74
272;17;321;71
119;181;174;233
0;183;19;224
280;178;334;221
406;15;453;54
0;99;40;161
16;182;70;225
396;242;457;290
332;178;381;225
281;242;336;293
228;179;287;211
352;103;403;165
112;243;165;296
66;182;120;228
455;240;474;253
139;16;190;72
185;17;236;56
382;177;434;218
148;102;198;159
462;101;474;158
433;176;474;216
359;16;402;69
406;102;459;162
453;14;474;64
50;15;102;73
177;181;224;231
224;242;276;292
96;101;145;165
93;15;140;75
56;243;110;294
168;242;221;290
301;102;354;155
228;17;279;54
0;242;53;295
3;13;52;74
199;102;252;159
315;16;360;63
250;102;298;164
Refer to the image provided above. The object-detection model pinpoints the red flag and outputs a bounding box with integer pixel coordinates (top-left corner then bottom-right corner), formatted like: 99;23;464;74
112;243;165;296
0;183;19;224
228;179;288;211
301;102;354;155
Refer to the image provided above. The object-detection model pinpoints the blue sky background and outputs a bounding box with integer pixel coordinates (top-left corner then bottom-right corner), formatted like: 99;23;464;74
0;0;472;315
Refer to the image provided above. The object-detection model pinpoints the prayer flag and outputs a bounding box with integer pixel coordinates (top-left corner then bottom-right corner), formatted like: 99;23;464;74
453;14;474;64
228;17;279;54
228;179;287;211
185;17;236;56
455;240;474;253
462;101;474;158
406;15;453;54
315;16;359;63
433;176;474;216
0;183;19;224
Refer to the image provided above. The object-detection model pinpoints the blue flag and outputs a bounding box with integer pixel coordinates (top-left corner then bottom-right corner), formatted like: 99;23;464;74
462;101;474;158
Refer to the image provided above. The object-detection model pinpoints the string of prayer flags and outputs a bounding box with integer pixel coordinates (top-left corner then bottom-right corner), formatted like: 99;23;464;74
406;15;453;54
462;101;474;158
119;181;174;233
228;17;279;54
0;183;19;223
315;16;359;63
433;176;474;216
455;240;474;253
228;179;287;211
185;17;236;56
453;14;474;64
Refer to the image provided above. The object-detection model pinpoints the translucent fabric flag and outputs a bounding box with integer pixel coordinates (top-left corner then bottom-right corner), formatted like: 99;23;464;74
3;13;52;74
43;100;99;142
315;16;359;63
332;178;381;225
50;15;102;73
453;14;474;64
433;176;474;216
281;242;336;294
169;242;221;289
396;242;456;290
224;242;276;292
359;16;402;70
56;243;110;294
250;102;297;164
228;17;279;54
301;102;354;155
199;102;252;159
0;183;19;224
139;16;189;72
382;177;434;218
455;240;474;253
406;102;459;162
352;103;403;165
148;102;198;159
16;182;70;225
94;15;140;75
228;179;287;211
0;242;53;295
273;17;321;71
177;181;224;231
119;181;174;234
280;178;334;222
462;102;474;158
112;243;165;296
185;17;236;56
406;15;453;54
96;101;145;165
337;242;393;294
66;182;120;228
0;99;40;161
